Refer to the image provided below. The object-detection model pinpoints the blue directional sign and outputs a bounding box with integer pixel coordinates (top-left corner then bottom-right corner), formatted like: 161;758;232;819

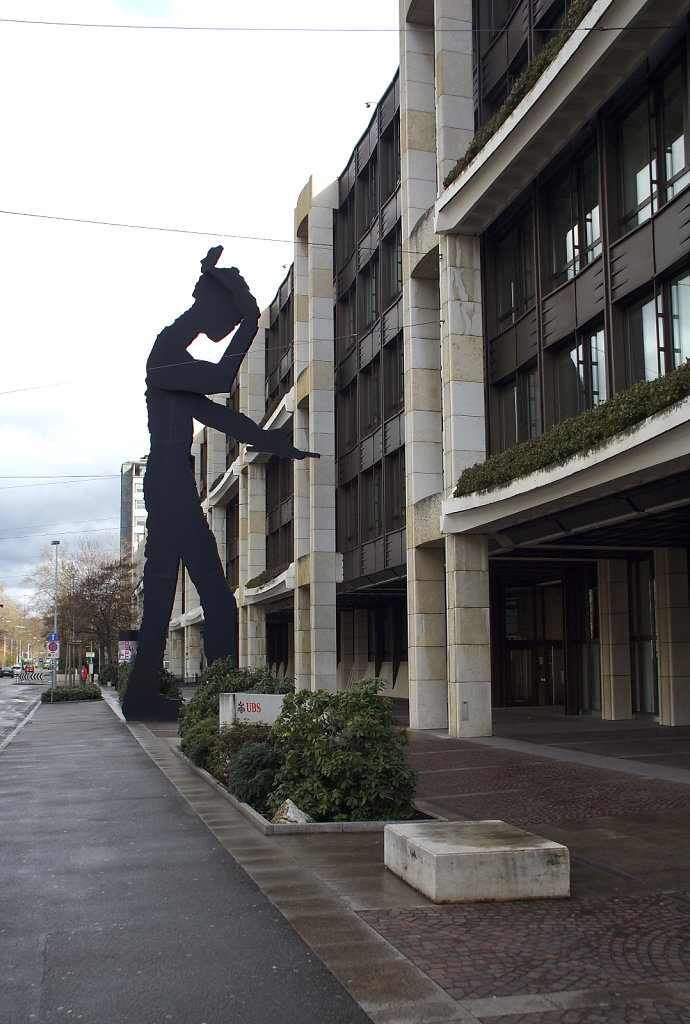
49;633;57;642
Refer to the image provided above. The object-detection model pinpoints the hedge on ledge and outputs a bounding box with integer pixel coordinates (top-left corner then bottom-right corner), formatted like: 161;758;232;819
455;361;690;498
40;684;103;703
443;0;597;189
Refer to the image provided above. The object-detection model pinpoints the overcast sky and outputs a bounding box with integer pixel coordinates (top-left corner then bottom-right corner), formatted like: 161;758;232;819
0;0;400;605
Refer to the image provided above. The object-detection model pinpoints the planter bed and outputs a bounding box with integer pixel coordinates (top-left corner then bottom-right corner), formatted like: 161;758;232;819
170;740;439;835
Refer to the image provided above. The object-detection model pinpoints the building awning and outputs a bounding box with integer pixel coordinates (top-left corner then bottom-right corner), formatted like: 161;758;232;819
441;399;690;554
435;0;686;237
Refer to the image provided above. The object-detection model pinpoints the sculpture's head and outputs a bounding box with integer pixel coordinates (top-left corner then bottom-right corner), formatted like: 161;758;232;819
192;247;242;341
192;275;241;342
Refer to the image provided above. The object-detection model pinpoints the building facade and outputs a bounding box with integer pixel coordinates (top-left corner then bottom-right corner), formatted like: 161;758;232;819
162;0;690;734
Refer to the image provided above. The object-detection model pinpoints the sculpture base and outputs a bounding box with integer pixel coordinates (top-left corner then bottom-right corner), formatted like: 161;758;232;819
121;692;182;723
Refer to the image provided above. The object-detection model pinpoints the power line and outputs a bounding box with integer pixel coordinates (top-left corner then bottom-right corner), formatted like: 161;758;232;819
0;17;400;32
0;476;119;492
0;207;433;259
0;17;676;34
0;524;119;545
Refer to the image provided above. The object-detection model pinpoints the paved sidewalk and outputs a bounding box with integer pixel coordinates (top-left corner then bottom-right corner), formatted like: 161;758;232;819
3;694;690;1023
0;700;370;1024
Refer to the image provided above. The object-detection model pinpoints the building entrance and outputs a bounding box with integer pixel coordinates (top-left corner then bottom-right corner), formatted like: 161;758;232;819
492;564;600;714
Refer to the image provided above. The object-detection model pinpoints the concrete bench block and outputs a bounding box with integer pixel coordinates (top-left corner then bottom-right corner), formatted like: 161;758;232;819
384;820;570;903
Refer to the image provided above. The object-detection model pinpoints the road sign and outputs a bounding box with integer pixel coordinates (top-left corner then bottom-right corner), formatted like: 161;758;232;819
47;641;59;654
49;633;57;642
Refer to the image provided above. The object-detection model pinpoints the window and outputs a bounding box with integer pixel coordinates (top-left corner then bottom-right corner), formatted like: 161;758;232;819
336;380;358;455
360;356;381;436
362;464;383;541
337;480;359;552
336;289;357;362
554;328;607;421
492;205;535;333
385;449;405;533
670;271;690;365
548;148;601;285
225;497;239;589
359;260;379;330
382;225;403;306
265;452;294;568
619;60;689;233
625;270;690;385
626;293;664;382
335;193;356;265
383;334;404;420
380;115;400;201
496;363;540;450
357;158;378;238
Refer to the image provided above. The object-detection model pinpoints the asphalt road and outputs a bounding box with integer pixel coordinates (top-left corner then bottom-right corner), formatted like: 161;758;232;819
0;700;372;1024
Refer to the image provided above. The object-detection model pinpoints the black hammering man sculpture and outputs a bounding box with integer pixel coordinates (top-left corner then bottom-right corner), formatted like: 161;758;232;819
122;247;317;721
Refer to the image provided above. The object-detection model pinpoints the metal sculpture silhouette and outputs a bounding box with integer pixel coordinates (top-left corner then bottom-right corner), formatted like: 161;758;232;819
121;248;316;721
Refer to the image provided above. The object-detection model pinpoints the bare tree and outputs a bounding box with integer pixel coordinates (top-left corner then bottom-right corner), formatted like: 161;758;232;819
25;539;133;671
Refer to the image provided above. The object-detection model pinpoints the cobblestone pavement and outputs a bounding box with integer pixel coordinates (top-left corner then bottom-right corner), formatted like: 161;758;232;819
407;734;690;826
353;725;690;1023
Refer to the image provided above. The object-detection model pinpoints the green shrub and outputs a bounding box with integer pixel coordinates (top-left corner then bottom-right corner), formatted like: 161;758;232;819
40;683;103;703
179;717;218;772
444;0;597;188
99;664;114;685
455;361;690;497
206;723;271;785
226;742;285;811
178;659;293;740
117;657;181;704
268;678;418;822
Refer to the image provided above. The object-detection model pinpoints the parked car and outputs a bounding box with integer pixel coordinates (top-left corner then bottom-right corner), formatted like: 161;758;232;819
0;666;13;677
10;664;23;677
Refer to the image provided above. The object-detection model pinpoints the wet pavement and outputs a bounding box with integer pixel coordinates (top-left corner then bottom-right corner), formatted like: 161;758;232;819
2;691;690;1023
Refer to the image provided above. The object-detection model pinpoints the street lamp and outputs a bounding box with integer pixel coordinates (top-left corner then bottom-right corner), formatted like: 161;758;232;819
51;540;60;700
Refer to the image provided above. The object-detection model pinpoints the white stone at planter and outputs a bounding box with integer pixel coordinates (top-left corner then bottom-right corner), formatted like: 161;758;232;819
271;799;314;825
219;692;286;728
384;820;570;903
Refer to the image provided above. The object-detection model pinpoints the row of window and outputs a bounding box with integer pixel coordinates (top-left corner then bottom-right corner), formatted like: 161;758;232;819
335;114;400;266
337;448;405;552
336;334;404;454
489;55;689;336
336;225;403;363
496;269;690;448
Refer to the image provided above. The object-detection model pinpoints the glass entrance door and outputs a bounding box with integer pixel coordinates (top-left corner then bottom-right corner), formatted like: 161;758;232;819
503;582;563;706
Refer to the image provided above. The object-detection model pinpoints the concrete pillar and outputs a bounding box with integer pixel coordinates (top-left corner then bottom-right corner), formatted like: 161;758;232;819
294;584;311;692
445;534;491;737
434;0;474;185
408;545;448;729
598;559;633;720
185;624;202;680
306;180;339;692
655;548;690;726
238;460;266;667
439;233;486;487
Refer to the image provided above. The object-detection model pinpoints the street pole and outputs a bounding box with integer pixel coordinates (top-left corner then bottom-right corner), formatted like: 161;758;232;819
51;540;59;701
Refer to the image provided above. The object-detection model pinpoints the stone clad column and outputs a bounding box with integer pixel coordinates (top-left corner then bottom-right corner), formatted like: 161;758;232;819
400;0;447;728
291;177;338;692
446;535;491;736
598;559;632;720
439;231;490;737
435;0;474;186
655;548;690;725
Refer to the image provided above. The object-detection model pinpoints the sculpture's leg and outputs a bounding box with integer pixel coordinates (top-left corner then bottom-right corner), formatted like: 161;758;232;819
121;527;181;722
182;516;239;667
